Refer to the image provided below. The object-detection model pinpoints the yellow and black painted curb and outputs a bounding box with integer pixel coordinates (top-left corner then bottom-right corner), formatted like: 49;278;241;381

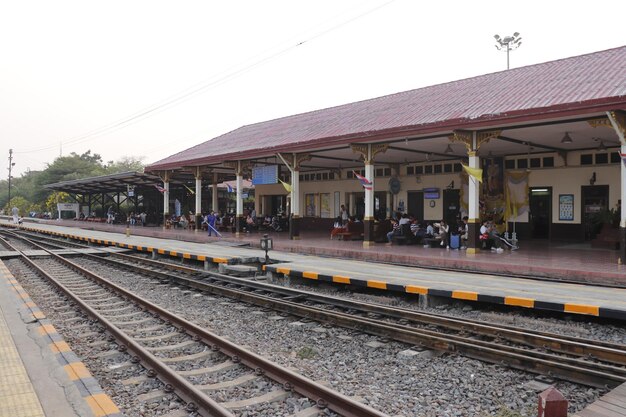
1;222;232;265
0;261;124;417
263;265;626;321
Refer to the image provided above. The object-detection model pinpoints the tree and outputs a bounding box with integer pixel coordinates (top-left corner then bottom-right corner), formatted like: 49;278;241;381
104;156;145;174
4;196;30;216
45;192;72;213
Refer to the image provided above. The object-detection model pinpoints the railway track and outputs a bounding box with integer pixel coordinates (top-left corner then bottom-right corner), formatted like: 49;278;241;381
6;230;626;388
1;234;385;417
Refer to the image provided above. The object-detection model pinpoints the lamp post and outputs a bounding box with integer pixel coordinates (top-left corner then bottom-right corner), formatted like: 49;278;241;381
260;234;273;265
494;32;522;69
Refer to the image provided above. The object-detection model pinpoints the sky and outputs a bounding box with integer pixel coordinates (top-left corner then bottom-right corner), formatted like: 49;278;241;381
2;0;625;177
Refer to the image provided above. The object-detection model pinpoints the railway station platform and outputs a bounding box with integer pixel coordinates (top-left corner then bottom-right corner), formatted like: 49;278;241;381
2;218;625;321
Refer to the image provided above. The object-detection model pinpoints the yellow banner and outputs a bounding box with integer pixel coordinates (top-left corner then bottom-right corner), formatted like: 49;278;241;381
279;179;292;193
462;164;483;183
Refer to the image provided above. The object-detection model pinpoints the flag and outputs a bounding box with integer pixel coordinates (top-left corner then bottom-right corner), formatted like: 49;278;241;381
620;152;626;168
461;164;483;183
183;184;195;195
278;179;292;193
226;184;234;193
154;184;166;194
352;171;373;190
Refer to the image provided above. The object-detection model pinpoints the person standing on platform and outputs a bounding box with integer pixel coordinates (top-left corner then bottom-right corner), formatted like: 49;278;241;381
340;204;349;226
12;206;19;224
206;211;217;236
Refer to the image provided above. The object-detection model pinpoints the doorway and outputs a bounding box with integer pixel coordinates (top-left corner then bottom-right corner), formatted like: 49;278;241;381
581;185;609;240
407;191;424;221
529;187;552;239
443;189;460;226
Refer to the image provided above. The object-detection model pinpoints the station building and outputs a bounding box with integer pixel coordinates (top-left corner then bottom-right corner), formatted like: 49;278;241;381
139;47;625;259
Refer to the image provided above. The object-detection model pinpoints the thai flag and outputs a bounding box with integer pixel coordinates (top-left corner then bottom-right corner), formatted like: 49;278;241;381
352;171;373;190
620;152;626;168
154;185;166;194
226;184;234;193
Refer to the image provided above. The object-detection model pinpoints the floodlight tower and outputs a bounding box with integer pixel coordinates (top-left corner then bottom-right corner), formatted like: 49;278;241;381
494;32;522;69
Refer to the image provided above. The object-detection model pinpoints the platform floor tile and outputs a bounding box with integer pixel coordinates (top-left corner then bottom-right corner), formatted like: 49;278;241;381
0;306;45;417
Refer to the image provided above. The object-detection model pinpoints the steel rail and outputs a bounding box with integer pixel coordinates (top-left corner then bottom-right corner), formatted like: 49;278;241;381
71;250;626;388
0;237;234;417
100;250;626;366
4;233;388;417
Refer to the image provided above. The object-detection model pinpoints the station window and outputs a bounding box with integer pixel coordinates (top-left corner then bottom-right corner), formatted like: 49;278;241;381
316;173;322;180
375;168;384;177
383;168;391;176
322;172;329;180
407;166;414;175
347;171;354;179
580;154;593;165
299;174;304;181
329;172;335;180
443;163;452;173
542;157;554;167
517;159;528;169
530;158;541;168
434;164;442;174
425;165;433;174
416;166;424;174
504;159;515;170
595;153;608;164
610;152;620;164
453;163;462;173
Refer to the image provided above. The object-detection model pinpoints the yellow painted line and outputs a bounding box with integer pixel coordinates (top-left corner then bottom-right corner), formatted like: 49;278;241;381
157;249;166;255
197;255;206;261
333;275;351;284
38;324;57;335
49;340;72;353
564;303;599;316
302;271;318;280
23;301;37;308
85;393;121;417
64;362;92;381
33;311;46;319
276;267;290;275
213;257;228;264
367;280;387;290
135;246;143;251
452;291;479;301
405;285;428;295
505;296;535;308
183;253;191;259
169;251;178;257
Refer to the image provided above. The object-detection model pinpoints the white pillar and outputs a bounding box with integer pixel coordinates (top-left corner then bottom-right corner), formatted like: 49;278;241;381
364;146;374;221
468;132;480;222
349;192;355;216
163;181;170;215
622;144;626;229
292;169;300;217
195;177;202;216
236;172;243;217
212;172;218;213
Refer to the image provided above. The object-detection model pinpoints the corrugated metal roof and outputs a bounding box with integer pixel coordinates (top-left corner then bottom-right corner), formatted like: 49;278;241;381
147;46;626;170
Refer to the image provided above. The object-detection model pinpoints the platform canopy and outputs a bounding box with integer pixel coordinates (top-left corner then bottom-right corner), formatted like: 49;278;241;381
145;46;626;175
44;171;166;194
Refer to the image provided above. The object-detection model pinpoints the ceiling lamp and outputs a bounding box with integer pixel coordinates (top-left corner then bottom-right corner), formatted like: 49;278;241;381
561;132;573;144
444;144;453;154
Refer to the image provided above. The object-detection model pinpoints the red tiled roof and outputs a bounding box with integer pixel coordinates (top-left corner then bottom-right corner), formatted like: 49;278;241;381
147;46;626;171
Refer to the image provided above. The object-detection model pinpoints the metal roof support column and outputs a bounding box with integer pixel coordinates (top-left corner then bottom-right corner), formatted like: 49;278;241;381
194;167;202;231
212;171;218;214
352;143;388;247
162;171;170;228
235;162;244;236
606;111;626;262
349;193;355;217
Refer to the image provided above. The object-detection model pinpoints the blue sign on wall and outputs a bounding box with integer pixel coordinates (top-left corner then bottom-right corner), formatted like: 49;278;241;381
252;165;278;185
